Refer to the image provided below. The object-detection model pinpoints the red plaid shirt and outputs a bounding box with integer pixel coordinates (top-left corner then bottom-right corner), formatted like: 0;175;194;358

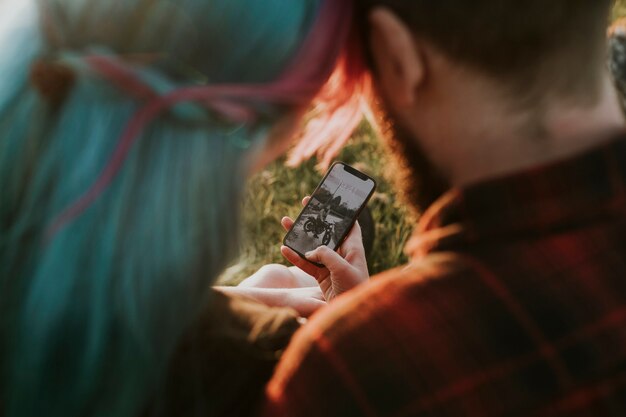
263;134;626;417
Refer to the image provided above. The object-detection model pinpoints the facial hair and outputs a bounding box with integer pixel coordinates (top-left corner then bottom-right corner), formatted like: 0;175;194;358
377;108;451;216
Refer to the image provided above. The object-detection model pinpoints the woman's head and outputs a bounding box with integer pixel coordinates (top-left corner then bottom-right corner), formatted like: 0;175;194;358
0;1;363;416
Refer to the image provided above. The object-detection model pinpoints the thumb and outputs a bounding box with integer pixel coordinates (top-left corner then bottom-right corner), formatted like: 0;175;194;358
305;246;351;274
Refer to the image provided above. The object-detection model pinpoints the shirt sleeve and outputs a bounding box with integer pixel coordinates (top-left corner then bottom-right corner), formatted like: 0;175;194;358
262;316;380;417
261;261;463;417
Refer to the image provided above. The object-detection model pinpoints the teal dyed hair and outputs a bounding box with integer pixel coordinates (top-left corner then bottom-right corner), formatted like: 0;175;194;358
0;0;336;416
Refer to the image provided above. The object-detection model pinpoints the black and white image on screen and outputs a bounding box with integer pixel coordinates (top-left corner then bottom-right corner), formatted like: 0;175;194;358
284;164;374;256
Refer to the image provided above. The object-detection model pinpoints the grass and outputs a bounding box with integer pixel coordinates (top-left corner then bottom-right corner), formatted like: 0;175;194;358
616;0;626;20
219;122;416;285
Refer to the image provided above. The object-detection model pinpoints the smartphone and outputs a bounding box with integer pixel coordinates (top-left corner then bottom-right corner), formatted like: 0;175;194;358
283;162;377;265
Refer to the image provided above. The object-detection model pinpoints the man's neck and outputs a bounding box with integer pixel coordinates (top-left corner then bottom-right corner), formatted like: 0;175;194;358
426;73;625;187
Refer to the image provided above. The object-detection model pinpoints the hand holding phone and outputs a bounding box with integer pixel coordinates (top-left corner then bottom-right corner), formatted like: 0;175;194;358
281;162;376;300
283;162;376;258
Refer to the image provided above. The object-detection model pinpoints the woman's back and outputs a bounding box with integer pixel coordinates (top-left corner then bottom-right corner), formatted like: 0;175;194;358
0;1;360;416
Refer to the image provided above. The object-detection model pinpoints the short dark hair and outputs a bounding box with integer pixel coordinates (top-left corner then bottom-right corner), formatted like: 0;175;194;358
357;0;612;100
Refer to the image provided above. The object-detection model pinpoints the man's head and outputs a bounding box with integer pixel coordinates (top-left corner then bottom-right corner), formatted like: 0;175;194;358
356;0;616;211
359;1;612;93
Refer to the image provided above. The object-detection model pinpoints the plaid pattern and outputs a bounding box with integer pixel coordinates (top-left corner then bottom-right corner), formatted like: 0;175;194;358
263;134;626;417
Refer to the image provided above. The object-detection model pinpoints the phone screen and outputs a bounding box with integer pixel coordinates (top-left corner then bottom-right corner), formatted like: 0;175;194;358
283;162;376;258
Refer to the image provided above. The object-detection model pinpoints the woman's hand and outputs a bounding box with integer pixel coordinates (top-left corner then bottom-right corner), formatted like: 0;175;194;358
215;285;325;318
281;196;369;301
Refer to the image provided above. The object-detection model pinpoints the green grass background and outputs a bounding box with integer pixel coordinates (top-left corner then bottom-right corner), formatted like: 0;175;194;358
219;123;415;285
615;0;626;19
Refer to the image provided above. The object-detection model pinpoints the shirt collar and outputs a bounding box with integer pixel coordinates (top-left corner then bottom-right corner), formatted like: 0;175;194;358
406;133;626;258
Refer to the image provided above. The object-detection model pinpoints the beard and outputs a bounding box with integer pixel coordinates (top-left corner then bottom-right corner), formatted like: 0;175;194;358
377;107;451;216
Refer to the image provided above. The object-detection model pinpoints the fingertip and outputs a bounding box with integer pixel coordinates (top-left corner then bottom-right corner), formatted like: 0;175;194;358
281;246;299;265
281;217;294;231
282;246;303;262
282;247;321;276
306;247;325;262
317;245;331;254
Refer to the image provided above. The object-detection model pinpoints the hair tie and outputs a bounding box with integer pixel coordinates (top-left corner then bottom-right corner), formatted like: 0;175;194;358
30;59;75;106
44;0;353;240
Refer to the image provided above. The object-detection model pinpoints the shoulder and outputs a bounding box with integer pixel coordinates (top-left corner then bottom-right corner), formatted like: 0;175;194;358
264;253;483;417
311;252;479;334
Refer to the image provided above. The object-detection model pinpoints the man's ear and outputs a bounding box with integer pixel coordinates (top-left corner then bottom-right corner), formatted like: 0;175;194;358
368;7;425;108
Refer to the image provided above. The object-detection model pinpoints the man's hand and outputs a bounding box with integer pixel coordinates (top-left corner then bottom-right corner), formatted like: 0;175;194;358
281;196;369;301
